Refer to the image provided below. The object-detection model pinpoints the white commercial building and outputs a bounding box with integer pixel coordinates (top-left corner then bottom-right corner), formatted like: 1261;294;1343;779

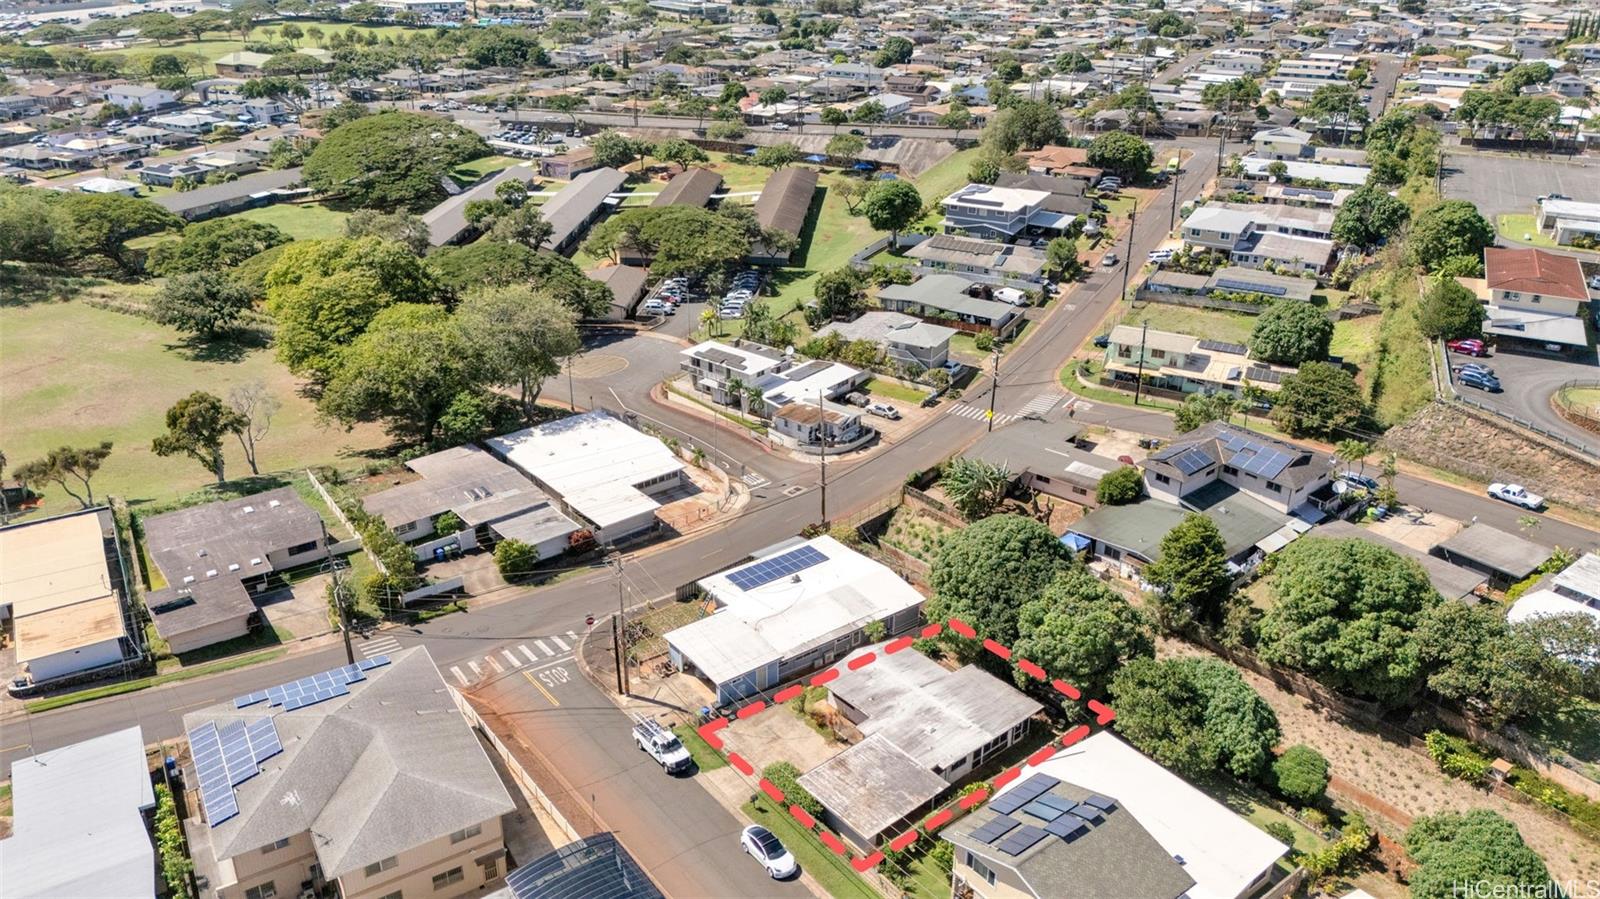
0;726;157;899
665;536;925;703
488;411;685;543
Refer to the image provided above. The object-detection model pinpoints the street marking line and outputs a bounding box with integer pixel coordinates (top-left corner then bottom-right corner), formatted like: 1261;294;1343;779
566;630;579;642
450;666;468;685
523;670;560;706
468;660;483;677
486;656;504;674
534;639;553;656
550;634;570;652
502;649;522;668
519;645;539;664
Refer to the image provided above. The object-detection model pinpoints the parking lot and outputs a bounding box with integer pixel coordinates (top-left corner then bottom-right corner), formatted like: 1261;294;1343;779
1444;343;1600;451
1442;151;1600;220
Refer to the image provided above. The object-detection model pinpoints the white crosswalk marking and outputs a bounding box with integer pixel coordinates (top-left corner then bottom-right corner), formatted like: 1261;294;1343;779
550;634;570;652
519;645;539;664
486;656;504;674
450;666;468;685
567;630;579;642
502;649;522;668
742;472;770;488
534;639;553;656
946;402;1016;426
469;660;483;677
360;636;401;658
1018;394;1061;417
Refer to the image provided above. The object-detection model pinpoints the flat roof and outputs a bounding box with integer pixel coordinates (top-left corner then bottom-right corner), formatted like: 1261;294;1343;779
15;594;125;663
487;410;683;530
0;726;156;899
0;508;115;616
665;536;924;685
797;734;947;841
1435;522;1551;581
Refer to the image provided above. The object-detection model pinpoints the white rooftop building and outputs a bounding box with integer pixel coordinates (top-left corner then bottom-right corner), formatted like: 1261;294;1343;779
488;411;685;543
665;536;925;703
0;726;157;899
1509;553;1600;664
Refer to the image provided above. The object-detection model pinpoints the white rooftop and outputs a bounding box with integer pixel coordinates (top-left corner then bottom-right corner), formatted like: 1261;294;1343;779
1005;731;1286;899
943;183;1050;214
757;359;863;408
665;536;924;686
0;726;156;899
1242;157;1370;187
487;410;684;531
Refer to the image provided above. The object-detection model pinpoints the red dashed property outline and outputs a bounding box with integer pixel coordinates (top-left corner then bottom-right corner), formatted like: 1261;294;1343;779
695;617;1119;874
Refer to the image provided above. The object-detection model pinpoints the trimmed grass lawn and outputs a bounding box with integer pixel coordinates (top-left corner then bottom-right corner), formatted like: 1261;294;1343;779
1127;302;1258;346
742;795;879;899
1558;386;1600;418
0;301;389;517
92;23;422;69
1199;778;1329;872
231;202;351;240
672;723;728;771
912;147;982;204
864;376;928;404
450;155;522;184
1498;214;1559;248
1331;315;1380;365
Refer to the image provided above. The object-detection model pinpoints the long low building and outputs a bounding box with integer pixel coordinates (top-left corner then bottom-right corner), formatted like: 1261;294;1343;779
751;166;818;263
424;163;541;246
0;508;134;685
666;536;925;703
151;166;305;222
539;166;627;254
651;166;722;208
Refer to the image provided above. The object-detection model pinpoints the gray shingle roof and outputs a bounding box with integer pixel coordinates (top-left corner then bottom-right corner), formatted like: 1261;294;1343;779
651;167;722;208
142;487;324;585
540;166;627;250
753;166;818;238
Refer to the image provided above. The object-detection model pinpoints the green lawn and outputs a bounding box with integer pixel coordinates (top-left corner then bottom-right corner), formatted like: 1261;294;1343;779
948;332;988;364
863;376;928;404
230;202;351;240
911;147;982;203
742;795;879;899
1128;303;1258;346
0;300;389;517
672;723;728;771
1199;778;1329;872
1330;315;1380;363
451;155;523;184
902;853;954;899
1497;214;1559;248
92;23;423;71
25;648;288;713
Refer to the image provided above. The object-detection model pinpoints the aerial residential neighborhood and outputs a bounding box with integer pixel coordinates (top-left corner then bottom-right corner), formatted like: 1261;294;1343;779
3;0;1600;896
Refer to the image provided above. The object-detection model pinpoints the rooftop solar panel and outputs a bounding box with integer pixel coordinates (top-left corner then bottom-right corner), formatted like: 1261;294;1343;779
971;815;1021;845
234;690;269;708
1072;805;1104;824
1197;339;1248;355
1045;815;1090;841
1245;366;1286;385
725;545;829;592
1082;794;1118;812
996;825;1049;857
1034;794;1077;812
985;791;1030;815
1021;800;1065;821
245;718;283;764
1215;278;1289;297
220;721;258;786
1171;447;1215;476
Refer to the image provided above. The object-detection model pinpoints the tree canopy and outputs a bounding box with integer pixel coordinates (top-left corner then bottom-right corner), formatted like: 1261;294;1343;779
1270;361;1367;439
1330;185;1409;249
982;99;1066;154
1087;131;1155;181
147;218;290;276
1144;512;1232;630
317;303;478;445
1257;537;1440;705
939;456;1012;520
1108;656;1280;779
151;271;256;338
151;391;248;483
927;515;1072;653
1417;600;1575;725
454;286;581;424
1095;465;1144;505
1408;200;1495;272
582;206;751;278
1404;811;1552;899
303;111;489;210
1250;300;1333;366
1416;275;1486;340
1012;570;1155;698
861;179;924;243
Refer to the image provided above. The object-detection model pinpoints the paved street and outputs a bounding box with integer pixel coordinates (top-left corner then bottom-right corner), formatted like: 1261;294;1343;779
1443;344;1600;454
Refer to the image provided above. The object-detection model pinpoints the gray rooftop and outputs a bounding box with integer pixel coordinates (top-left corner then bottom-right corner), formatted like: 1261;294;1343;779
877;274;1019;325
1145;421;1328;490
1314;521;1486;600
753;166;818;239
151;166;302;217
1435;522;1551;581
142;487;324;586
363;443;568;532
827;646;1041;773
797;734;948;842
815;310;958;350
906;234;1048;278
424;164;541;246
651;166;722;208
539;166;627;250
963;419;1109;488
184;646;515;878
1072;489;1283;564
145;575;256;641
1206;265;1316;302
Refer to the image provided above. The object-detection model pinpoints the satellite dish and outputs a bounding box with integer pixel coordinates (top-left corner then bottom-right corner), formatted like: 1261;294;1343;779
1332;480;1349;495
785;345;795;355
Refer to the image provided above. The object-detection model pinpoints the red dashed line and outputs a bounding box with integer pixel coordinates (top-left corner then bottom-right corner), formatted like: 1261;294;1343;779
1027;743;1058;767
736;701;767;720
1052;679;1081;701
810;667;839;687
851;852;885;872
1017;658;1046;680
788;805;816;830
697;718;728;750
847;651;877;671
924;808;955;831
819;831;848;856
727;752;755;776
885;636;915;654
920;622;944;638
888;830;920;852
982;638;1011;660
993;765;1023;789
1088;699;1116;725
773;684;805;704
959;788;990;810
1061;724;1091;748
758;779;786;803
948;618;977;638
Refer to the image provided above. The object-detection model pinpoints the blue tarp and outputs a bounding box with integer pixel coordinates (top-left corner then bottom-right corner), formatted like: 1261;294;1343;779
877;172;898;180
1061;532;1092;552
742;147;758;155
804;153;827;162
853;161;877;171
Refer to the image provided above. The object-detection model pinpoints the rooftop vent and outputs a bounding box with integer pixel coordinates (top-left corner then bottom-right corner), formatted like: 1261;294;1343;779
268;500;281;508
242;505;255;513
250;557;263;566
205;569;219;578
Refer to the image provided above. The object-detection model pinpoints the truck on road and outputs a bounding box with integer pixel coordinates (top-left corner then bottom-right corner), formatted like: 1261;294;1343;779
632;715;693;774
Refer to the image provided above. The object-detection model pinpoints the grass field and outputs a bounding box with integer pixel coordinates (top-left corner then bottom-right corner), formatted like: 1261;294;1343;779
1497;214;1560;248
863;377;928;404
91;23;422;70
1125;302;1258;346
451;155;524;184
0;300;389;516
742;795;879;899
672;723;728;771
231;202;352;240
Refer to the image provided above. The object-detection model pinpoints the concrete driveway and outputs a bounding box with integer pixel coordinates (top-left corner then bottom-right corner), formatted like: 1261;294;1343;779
1445;344;1600;453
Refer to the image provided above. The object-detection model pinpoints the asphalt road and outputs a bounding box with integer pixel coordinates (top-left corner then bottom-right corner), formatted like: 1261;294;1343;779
1443;343;1600;455
1442;151;1600;221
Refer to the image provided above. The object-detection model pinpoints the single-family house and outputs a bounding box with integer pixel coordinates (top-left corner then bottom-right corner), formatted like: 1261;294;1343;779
105;84;179;111
877;273;1024;336
770;399;869;452
1101;325;1297;398
964;419;1115;507
1480;246;1591;352
1141;421;1333;516
905;234;1050;286
941;183;1074;241
815;310;959;370
1508;554;1600;660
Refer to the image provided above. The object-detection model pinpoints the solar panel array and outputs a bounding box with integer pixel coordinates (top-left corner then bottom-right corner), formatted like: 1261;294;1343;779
1197;339;1248;356
1045;814;1090;841
986;778;1123;850
1218;430;1294;479
189;716;285;827
725;545;829;592
1168;446;1216;477
234;656;389;711
969;815;1021;844
1021;800;1066;821
997;824;1050;857
986;773;1060;814
1245;366;1286;385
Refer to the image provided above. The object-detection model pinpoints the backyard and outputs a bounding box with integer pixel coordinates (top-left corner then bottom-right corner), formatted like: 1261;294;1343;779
232;201;352;241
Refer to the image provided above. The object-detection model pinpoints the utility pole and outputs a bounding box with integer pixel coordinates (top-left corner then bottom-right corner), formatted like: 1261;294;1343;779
817;390;827;524
1134;318;1150;406
567;354;577;411
1119;207;1137;303
610;550;628;695
1169;160;1180;230
986;339;1001;433
325;558;355;665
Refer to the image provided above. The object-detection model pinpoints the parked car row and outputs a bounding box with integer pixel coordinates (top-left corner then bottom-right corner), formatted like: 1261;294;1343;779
718;270;763;319
640;275;694;318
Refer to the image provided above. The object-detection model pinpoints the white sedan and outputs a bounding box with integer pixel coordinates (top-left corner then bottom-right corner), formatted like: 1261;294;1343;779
1488;482;1544;510
740;825;798;880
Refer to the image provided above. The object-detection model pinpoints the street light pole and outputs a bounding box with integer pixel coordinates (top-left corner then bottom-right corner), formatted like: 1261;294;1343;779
1169;162;1180;230
1134;318;1150;406
1119;208;1138;304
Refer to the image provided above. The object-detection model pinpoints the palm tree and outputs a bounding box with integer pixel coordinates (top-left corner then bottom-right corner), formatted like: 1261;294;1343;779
699;307;718;337
744;385;766;419
1334;438;1370;477
724;376;746;413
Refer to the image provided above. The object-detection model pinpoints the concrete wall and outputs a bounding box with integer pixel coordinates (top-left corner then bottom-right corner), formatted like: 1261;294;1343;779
27;637;125;683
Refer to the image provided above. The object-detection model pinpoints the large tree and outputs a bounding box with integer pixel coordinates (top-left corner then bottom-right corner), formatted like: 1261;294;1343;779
1250;300;1333;366
1417;600;1574;725
227;381;278;476
426;241;611;317
147;218;289;276
151;392;248;483
1404;811;1552;899
454;286;581;423
1331;185;1410;250
861;179;923;246
926;515;1072;654
1270;361;1367;439
1257;537;1440;705
13;443;113;508
874;35;914;68
1173;392;1239;434
588;130;648;171
57;193;181;272
318;304;480;445
1407;199;1495;272
1087;131;1155;181
343;209;431;256
812;266;868;321
753;143;802;171
0;187;78;264
939;456;1012;520
1012;570;1155;698
983;99;1066;154
264;237;438;380
1416;275;1486;340
1144;512;1232;630
150;271;256;338
1108;657;1280;779
303;111;489;209
582;206;750;278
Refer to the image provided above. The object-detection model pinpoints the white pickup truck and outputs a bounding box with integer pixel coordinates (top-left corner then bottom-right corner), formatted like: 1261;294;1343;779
632;716;693;774
1488;483;1544;510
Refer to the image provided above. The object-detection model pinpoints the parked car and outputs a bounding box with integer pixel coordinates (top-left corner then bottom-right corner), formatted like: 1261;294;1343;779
1454;362;1495;378
848;128;866;136
1456;370;1501;392
641;300;674;316
1101;252;1120;268
866;402;900;420
740;825;798;880
940;360;964;376
631;716;692;774
1488;482;1544;510
1446;338;1489;357
1338;472;1379;491
771;121;790;130
124;159;143;170
843;392;869;407
1147;249;1174;263
1092;333;1111;348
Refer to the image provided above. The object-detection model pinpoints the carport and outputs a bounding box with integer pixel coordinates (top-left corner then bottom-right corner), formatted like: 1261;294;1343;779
1434;523;1552;588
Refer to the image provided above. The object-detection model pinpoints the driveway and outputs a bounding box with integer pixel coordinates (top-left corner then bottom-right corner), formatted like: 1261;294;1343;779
1444;344;1600;454
257;579;333;642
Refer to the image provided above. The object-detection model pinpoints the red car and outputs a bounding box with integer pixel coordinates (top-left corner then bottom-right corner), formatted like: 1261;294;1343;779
1446;338;1489;357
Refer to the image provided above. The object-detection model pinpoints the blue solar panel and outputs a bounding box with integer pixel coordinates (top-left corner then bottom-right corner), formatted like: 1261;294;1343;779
971;815;1020;845
986;791;1030;815
234;690;269;708
1007;774;1060;804
357;655;390;671
220;721;258;786
1072;805;1104;824
246;718;282;764
1021;800;1065;821
1082;794;1117;812
725;545;829;592
1215;278;1288;297
996;825;1049;856
1045;815;1089;841
189;722;243;827
1035;794;1077;812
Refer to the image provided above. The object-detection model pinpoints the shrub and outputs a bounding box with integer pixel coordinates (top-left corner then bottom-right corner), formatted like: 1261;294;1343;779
762;761;822;816
864;619;887;641
1095;465;1144;505
974;332;995;352
1263;820;1296;849
1272;745;1330;805
1424;730;1492;782
494;539;542;580
434;510;464;537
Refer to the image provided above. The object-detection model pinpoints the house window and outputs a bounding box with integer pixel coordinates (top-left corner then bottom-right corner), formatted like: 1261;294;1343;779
1150;348;1167;360
432;868;465;891
1266;481;1283;493
965;852;998;886
1153;473;1171;485
262;838;290;854
481;857;499;880
286;540;319;555
395;521;418;536
245;883;277;899
1531;295;1542;304
1223;465;1238;476
449;824;482;844
365;857;398;877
